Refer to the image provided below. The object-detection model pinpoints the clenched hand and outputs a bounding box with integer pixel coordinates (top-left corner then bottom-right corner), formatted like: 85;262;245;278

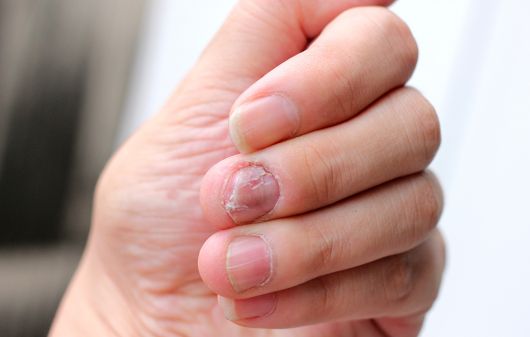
51;1;445;336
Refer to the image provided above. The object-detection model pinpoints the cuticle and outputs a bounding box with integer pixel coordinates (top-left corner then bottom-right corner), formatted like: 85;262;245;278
255;233;274;289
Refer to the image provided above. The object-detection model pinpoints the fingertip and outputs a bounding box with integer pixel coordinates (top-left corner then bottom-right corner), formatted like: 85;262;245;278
229;109;255;154
200;157;240;230
198;232;232;295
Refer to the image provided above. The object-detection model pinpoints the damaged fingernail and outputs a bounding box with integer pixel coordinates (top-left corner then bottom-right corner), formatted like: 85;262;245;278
223;164;280;224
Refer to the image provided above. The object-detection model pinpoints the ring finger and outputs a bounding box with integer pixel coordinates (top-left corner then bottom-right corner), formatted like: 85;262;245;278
217;230;445;329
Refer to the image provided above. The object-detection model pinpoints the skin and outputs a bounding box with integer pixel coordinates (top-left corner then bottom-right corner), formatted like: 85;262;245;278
50;1;446;337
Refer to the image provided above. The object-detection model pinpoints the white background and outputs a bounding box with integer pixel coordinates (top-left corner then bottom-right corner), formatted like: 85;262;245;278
119;1;530;335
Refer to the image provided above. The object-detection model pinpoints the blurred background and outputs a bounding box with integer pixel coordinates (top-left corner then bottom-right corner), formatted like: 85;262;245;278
0;0;145;335
0;0;529;336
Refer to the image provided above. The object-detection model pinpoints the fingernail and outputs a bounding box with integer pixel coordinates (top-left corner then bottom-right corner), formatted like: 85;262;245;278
218;294;277;321
230;95;299;153
226;236;272;292
223;164;279;224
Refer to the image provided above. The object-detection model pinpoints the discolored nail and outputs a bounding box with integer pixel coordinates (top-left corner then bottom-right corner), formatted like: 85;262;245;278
230;94;299;153
218;293;277;321
226;236;272;292
223;164;280;224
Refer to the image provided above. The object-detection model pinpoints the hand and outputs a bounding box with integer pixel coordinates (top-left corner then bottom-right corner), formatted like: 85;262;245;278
50;1;445;337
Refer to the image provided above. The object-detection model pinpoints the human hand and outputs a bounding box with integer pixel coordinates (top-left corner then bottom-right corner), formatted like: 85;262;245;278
50;1;445;337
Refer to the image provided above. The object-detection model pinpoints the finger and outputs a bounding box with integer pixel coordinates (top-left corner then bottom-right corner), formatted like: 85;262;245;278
199;171;443;297
201;87;441;226
166;0;395;122
375;314;426;337
106;1;398;237
217;231;446;329
229;7;418;153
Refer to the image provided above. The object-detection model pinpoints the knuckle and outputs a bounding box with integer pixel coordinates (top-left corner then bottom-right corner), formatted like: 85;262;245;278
383;253;416;304
433;230;447;272
411;172;444;235
328;65;359;122
421;172;444;227
405;88;442;165
305;223;337;273
386;15;418;73
300;140;339;205
363;7;419;72
419;103;442;163
419;232;447;312
313;275;338;318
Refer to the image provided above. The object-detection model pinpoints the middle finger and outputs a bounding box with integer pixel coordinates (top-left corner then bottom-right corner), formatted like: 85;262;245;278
201;87;441;227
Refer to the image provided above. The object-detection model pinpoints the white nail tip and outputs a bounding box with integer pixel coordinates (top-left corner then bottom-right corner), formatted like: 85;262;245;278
229;110;253;153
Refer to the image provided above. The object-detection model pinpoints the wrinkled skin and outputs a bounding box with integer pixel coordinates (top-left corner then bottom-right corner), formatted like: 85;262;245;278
85;76;402;337
50;1;442;337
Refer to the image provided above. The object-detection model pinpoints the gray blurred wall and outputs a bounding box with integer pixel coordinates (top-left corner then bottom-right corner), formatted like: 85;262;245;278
0;0;145;335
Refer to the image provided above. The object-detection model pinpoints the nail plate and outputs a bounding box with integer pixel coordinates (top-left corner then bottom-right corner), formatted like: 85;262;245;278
230;94;299;152
226;236;272;292
223;164;279;224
